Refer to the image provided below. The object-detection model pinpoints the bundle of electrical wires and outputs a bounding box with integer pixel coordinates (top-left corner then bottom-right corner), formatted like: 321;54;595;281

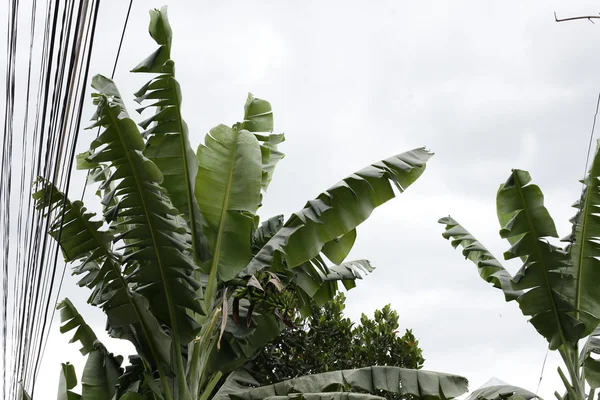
0;0;100;397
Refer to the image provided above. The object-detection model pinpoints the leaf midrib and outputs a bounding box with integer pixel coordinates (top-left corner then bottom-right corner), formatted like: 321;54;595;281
75;201;170;386
513;171;568;347
169;75;201;262
205;128;240;309
104;99;185;399
575;179;593;322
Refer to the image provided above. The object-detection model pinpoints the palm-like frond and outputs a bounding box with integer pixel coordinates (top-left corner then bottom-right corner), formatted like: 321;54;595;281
243;148;432;305
252;215;284;254
18;383;31;400
57;363;81;400
562;139;600;336
33;179;172;369
57;299;123;400
216;367;468;400
580;326;600;388
212;370;260;400
237;93;285;192
438;216;522;301
195;123;264;308
497;170;581;350
81;74;203;396
465;381;537;400
132;6;210;264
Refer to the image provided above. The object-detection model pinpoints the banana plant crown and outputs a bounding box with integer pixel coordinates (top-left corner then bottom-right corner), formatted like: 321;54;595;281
440;140;600;400
33;5;469;400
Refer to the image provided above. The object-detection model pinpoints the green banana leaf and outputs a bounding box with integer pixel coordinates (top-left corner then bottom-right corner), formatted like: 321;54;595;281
212;369;260;400
252;215;285;253
237;93;285;192
195;123;263;308
242;148;432;307
321;229;357;265
130;6;171;74
114;355;164;399
321;259;374;291
57;363;82;400
57;299;123;400
292;258;374;308
581;326;600;388
438;216;522;301
82;74;202;395
252;394;385;400
207;298;283;374
132;6;210;264
496;169;581;350
33;179;172;368
244;148;432;275
465;381;537;400
562;139;600;336
216;366;468;400
18;383;32;400
57;299;100;355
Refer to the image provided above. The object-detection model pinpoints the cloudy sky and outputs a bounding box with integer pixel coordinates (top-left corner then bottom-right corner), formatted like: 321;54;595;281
22;0;600;398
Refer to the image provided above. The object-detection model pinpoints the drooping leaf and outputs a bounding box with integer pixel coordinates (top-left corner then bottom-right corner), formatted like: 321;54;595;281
581;326;600;388
323;259;374;287
438;216;522;302
238;93;285;192
207;298;283;374
131;7;171;74
245;148;432;274
242;148;432;307
224;366;468;400
57;363;82;400
465;381;537;400
240;93;273;133
56;298;99;355
255;133;285;193
56;299;123;400
132;6;210;264
82;74;202;396
18;383;31;400
562;139;600;336
113;356;145;399
212;369;260;400
293;259;374;306
322;229;357;265
33;179;172;369
252;215;284;254
195;124;263;307
81;347;123;400
496;169;582;349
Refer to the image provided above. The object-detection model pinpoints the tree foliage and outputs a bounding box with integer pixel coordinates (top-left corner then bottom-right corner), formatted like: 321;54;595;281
249;294;424;385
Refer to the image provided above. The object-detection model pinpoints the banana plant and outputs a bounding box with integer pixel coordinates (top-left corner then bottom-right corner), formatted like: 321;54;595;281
34;6;469;400
440;139;600;400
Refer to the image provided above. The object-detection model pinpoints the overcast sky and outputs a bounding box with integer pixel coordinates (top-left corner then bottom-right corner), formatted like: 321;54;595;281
21;0;600;398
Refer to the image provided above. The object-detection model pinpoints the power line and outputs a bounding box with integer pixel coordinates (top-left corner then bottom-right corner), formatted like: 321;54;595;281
0;0;114;397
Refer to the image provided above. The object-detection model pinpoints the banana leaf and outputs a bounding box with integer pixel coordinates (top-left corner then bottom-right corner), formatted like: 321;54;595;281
496;170;581;350
439;216;522;301
216;366;468;400
132;6;210;263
